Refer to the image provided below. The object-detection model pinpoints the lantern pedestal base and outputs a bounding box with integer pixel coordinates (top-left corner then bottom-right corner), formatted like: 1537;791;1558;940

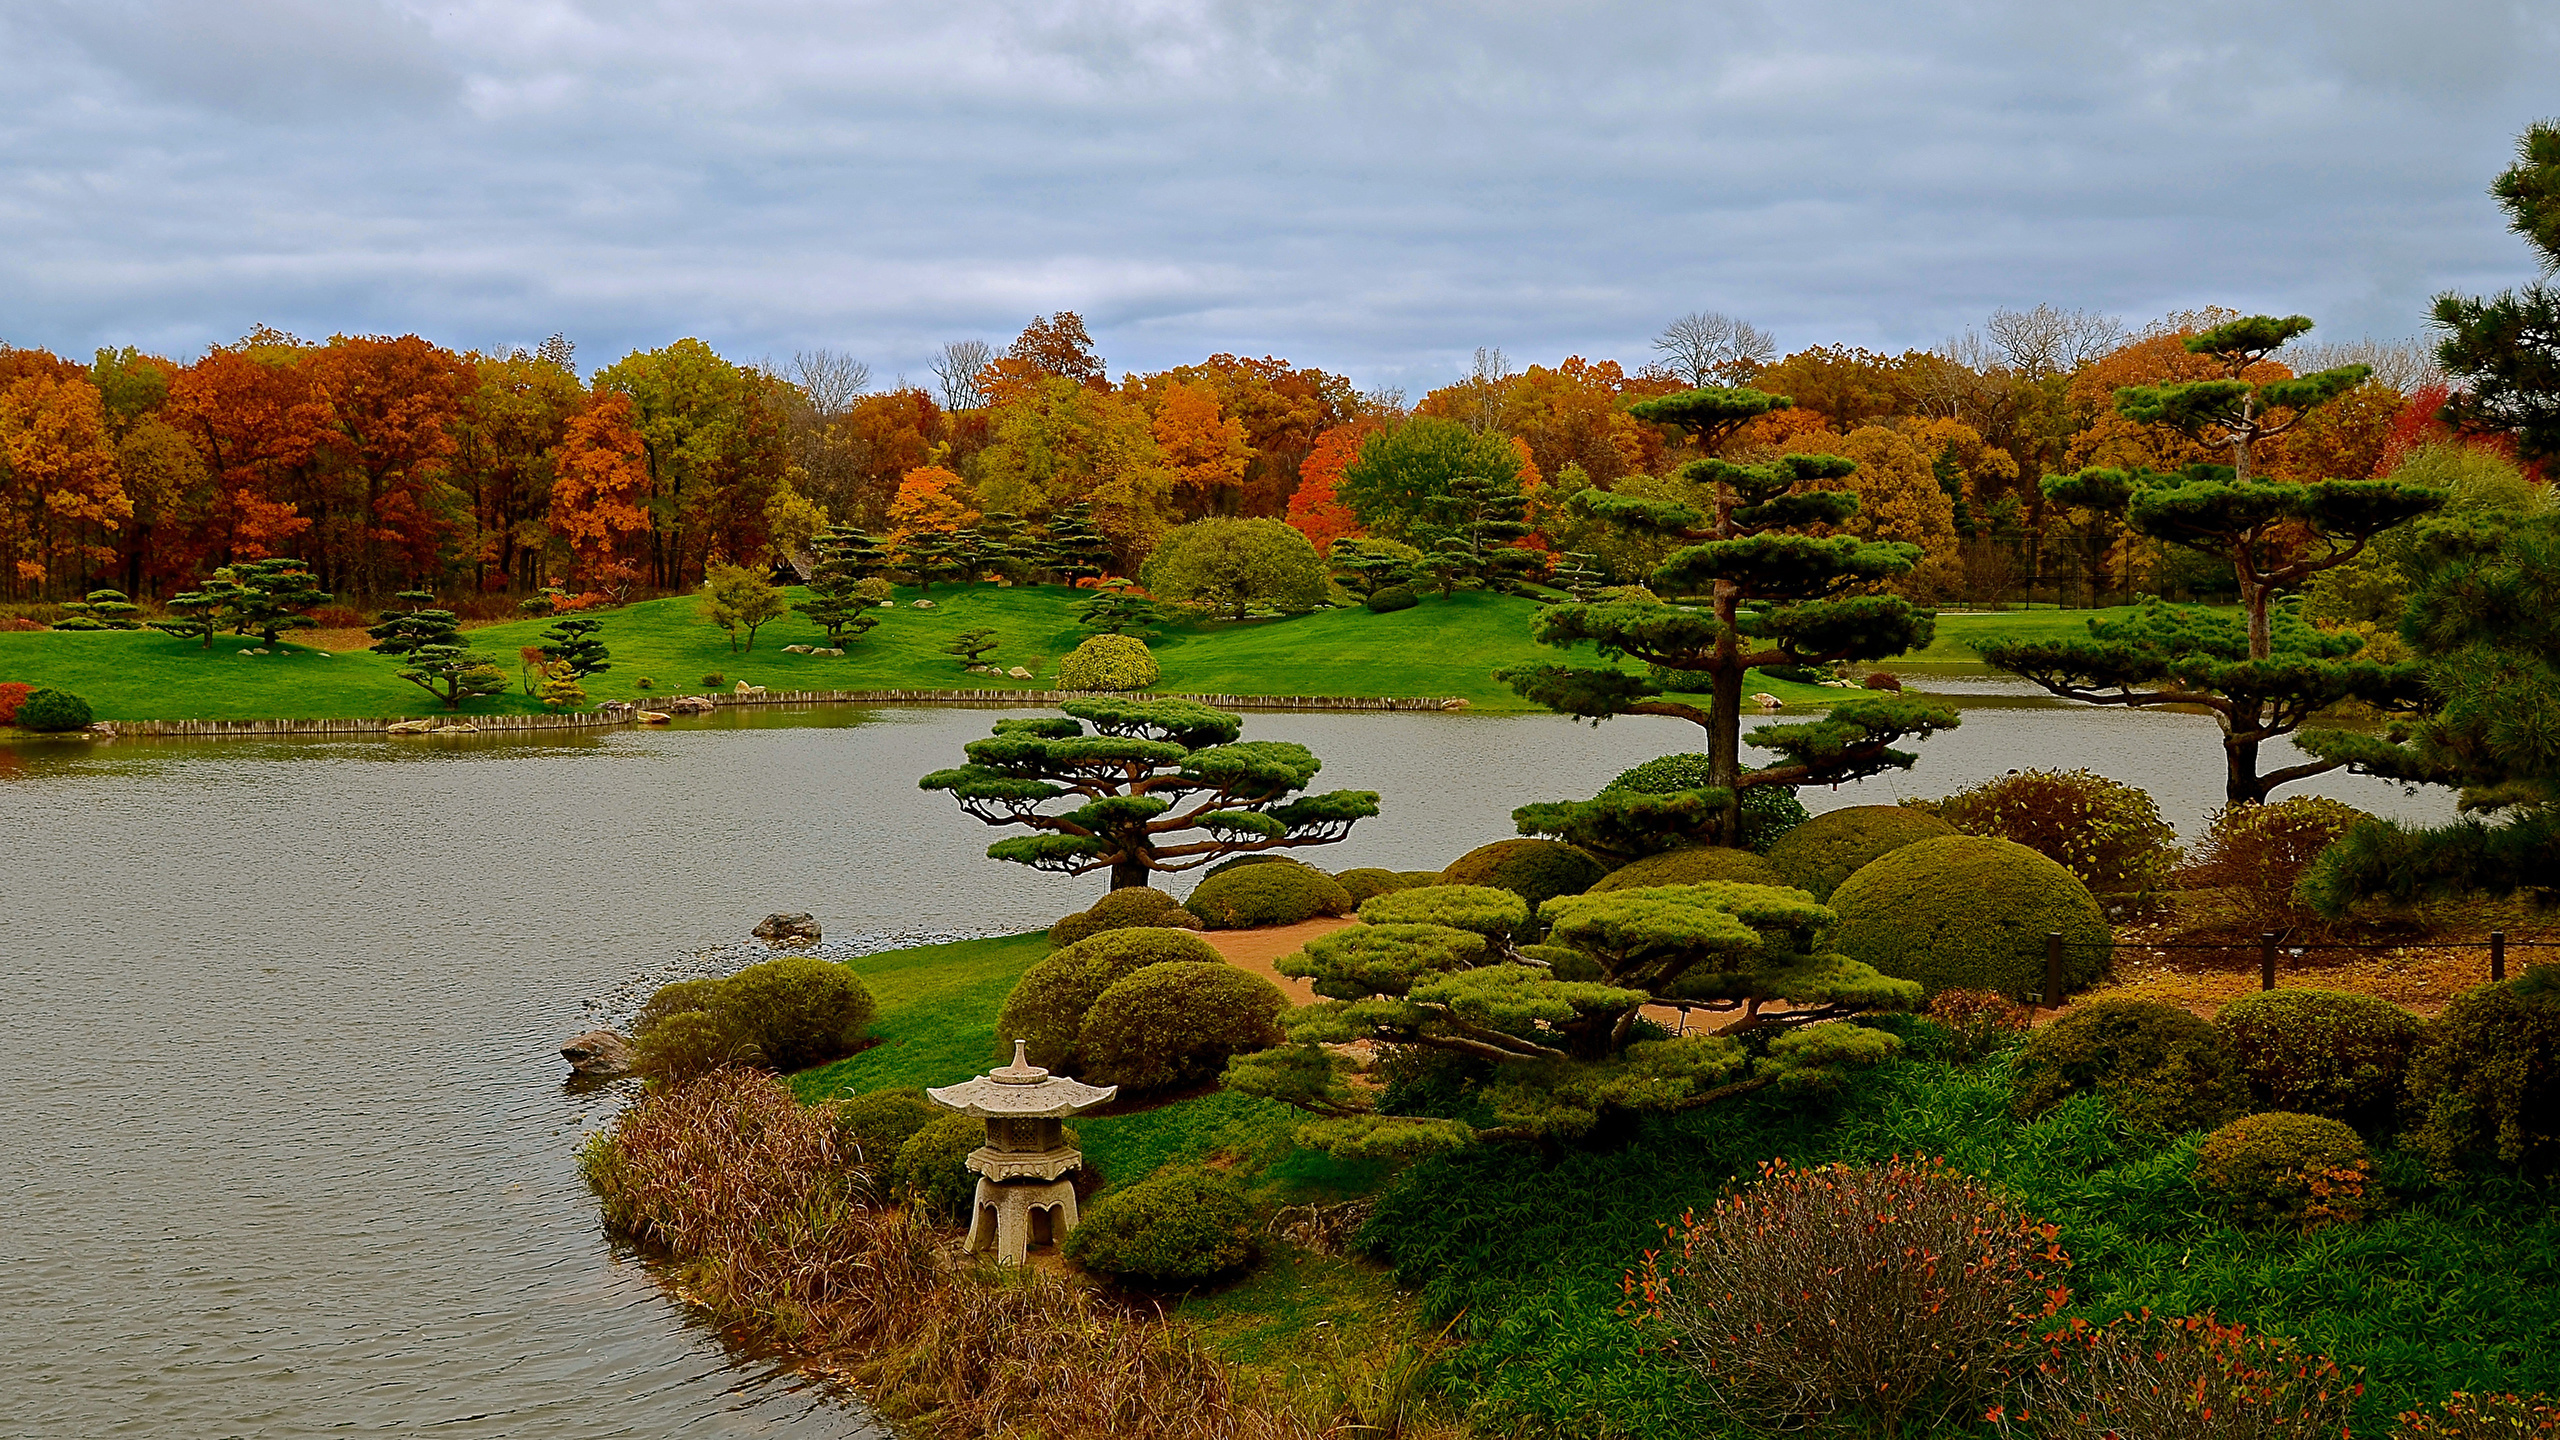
964;1177;1079;1265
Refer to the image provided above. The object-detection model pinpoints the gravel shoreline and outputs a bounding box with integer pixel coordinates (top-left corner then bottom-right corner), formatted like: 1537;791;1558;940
579;928;1005;1034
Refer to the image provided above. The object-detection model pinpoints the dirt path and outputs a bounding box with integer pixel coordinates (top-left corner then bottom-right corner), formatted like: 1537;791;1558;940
1201;916;1357;1002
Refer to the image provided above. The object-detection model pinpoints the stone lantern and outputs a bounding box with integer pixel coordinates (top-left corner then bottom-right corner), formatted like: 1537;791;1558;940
926;1041;1116;1264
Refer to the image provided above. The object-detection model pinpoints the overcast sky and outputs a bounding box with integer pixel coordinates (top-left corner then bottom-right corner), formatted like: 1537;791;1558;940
1;0;2553;392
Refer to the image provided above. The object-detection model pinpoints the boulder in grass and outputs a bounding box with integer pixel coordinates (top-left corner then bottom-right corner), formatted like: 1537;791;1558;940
754;912;822;948
783;644;813;654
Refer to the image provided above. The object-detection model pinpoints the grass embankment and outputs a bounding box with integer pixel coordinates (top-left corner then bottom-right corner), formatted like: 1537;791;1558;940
769;929;2560;1436
0;586;1861;723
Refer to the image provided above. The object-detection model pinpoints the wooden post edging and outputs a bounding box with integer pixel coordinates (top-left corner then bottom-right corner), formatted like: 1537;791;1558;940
2043;931;2064;1010
86;689;1472;739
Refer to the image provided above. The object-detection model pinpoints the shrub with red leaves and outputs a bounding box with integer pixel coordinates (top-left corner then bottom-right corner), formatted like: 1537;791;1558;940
1626;1155;2072;1432
1994;1309;2361;1440
2396;1391;2560;1440
0;681;32;725
1929;987;2036;1060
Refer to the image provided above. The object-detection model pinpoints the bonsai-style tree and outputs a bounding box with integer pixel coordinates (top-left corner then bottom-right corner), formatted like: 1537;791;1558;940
793;525;888;645
1328;537;1422;598
944;627;1000;669
2299;511;2560;909
1141;518;1329;620
1043;502;1115;585
1502;387;1956;844
2432;122;2560;462
699;562;786;653
398;643;510;709
1225;881;1915;1157
1419;471;1539;594
1546;550;1606;601
150;587;229;649
53;590;142;630
1978;317;2447;804
221;558;330;647
536;661;587;711
899;530;964;592
1075;582;1164;637
539;616;611;678
367;606;462;656
921;695;1380;889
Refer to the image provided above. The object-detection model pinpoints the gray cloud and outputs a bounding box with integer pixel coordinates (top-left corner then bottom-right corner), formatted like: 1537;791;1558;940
0;0;2550;391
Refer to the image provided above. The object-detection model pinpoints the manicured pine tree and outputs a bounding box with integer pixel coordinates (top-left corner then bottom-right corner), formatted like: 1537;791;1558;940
1978;316;2447;804
943;627;1000;669
921;695;1379;889
367;605;463;656
1420;470;1540;593
218;559;330;648
539;616;612;678
793;525;889;645
1501;387;1956;845
900;530;963;592
398;644;510;709
53;590;143;630
536;662;588;711
2431;122;2560;461
1546;550;1606;601
974;511;1028;582
150;587;230;649
1326;538;1419;598
1075;582;1165;637
1043;502;1114;585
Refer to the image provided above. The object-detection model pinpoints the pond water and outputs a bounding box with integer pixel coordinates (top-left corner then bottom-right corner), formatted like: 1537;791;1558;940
0;692;2451;1437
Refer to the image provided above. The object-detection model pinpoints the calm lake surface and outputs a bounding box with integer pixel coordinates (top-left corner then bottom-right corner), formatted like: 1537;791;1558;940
0;691;2451;1437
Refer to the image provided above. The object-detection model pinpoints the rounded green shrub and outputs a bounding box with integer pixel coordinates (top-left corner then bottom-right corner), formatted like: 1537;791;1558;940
1922;769;2179;896
1078;962;1289;1094
1357;884;1530;944
1056;633;1160;692
1588;846;1788;893
15;687;93;732
1185;863;1354;929
635;976;726;1036
2215;988;2423;1128
1047;886;1201;948
834;1087;941;1169
1603;755;1809;853
2014;998;2241;1133
997;927;1226;1071
1364;584;1418;613
1335;867;1431;903
893;1113;986;1222
1830;835;2109;999
1202;853;1304;879
632;1008;756;1083
718;955;879;1071
1764;804;1956;899
1440;838;1605;910
2198;1111;2373;1229
1065;1167;1257;1285
2403;966;2560;1178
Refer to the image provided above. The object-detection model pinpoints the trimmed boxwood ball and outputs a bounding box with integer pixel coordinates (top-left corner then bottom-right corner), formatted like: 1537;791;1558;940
2198;1111;2372;1229
718;955;880;1071
1055;633;1159;691
1202;853;1306;879
1603;754;1810;853
997;927;1226;1071
834;1087;941;1168
1588;846;1789;893
1440;838;1605;909
1185;863;1354;929
1763;804;1956;899
2215;988;2424;1128
1047;886;1201;949
2402;966;2560;1178
2014;997;2241;1133
893;1113;987;1222
1335;867;1431;903
15;687;93;732
1830;836;2109;999
1077;961;1289;1094
1065;1166;1257;1285
1364;584;1418;613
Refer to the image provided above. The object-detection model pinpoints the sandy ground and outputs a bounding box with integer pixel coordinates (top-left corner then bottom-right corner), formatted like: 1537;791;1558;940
1199;916;1357;1003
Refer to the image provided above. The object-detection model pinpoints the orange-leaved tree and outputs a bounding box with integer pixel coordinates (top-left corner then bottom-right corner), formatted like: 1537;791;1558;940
0;362;129;597
548;393;655;583
1284;420;1382;556
1152;379;1250;519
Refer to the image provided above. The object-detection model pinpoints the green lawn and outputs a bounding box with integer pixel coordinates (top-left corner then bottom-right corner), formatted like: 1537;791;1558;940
1901;605;2207;664
0;585;1848;722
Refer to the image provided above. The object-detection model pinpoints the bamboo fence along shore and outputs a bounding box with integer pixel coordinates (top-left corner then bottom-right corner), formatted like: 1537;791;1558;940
72;689;1472;739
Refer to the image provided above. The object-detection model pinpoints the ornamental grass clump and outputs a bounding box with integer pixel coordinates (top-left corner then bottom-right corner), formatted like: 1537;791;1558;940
1918;768;2180;897
1995;1310;2362;1440
2197;1111;2375;1231
1628;1155;2072;1434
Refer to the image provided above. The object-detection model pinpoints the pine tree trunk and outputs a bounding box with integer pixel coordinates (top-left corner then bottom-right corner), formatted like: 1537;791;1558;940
1707;576;1746;845
2223;734;2266;806
2240;571;2273;660
1110;856;1150;889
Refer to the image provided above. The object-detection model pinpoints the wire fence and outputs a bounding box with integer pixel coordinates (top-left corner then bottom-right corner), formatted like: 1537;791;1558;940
2026;930;2555;1009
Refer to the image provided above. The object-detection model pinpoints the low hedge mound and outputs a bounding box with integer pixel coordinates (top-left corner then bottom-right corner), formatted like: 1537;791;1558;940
2214;988;2423;1129
1830;836;2109;999
1185;863;1354;929
996;927;1226;1071
834;1087;941;1169
1335;867;1432;903
1587;846;1788;893
1047;886;1202;949
2404;966;2560;1178
892;1113;987;1222
16;686;93;732
1364;585;1418;613
1440;839;1605;911
630;956;877;1079
1065;1167;1257;1285
2198;1111;2373;1229
1077;961;1289;1094
1056;633;1159;691
1763;804;1956;900
2014;997;2240;1133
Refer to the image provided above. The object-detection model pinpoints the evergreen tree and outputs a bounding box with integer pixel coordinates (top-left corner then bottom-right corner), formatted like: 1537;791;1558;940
974;511;1028;582
793;525;889;644
150;588;229;650
1546;550;1606;601
1419;470;1540;593
2301;511;2560;909
1043;502;1114;584
1979;316;2447;804
367;606;462;656
53;590;142;630
219;559;330;647
536;662;588;711
539;616;612;678
944;627;1000;668
1500;387;1956;844
921;696;1379;889
399;644;510;709
2435;122;2560;461
1327;537;1421;598
900;531;964;592
1076;583;1165;637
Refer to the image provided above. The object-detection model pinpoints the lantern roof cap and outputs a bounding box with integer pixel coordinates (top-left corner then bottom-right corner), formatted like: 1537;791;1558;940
927;1040;1118;1118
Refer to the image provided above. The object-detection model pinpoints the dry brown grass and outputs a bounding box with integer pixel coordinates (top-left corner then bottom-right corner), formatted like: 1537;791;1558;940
584;1071;1456;1440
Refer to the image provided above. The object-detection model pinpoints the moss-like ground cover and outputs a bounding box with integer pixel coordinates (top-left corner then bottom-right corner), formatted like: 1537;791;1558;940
0;584;1900;722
